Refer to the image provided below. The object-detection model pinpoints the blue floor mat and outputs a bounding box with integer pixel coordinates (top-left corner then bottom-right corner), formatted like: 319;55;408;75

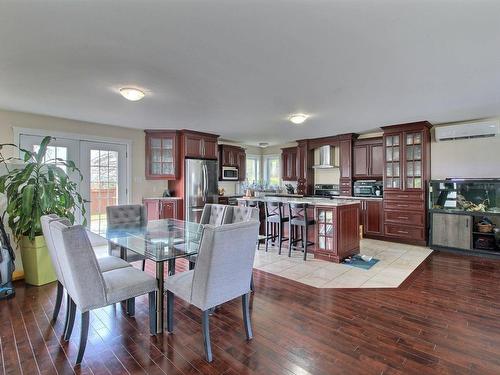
342;255;379;270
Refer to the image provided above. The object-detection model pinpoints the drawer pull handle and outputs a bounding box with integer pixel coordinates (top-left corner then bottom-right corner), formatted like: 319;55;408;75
397;204;408;207
398;216;409;219
398;195;409;198
397;230;409;234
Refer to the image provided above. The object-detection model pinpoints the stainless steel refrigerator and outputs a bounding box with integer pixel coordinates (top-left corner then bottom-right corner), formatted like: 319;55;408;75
185;159;219;223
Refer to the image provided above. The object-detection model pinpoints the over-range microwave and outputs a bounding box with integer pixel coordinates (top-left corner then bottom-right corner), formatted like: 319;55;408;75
221;166;239;180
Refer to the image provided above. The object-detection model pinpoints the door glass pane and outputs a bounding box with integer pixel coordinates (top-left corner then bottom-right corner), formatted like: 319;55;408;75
406;146;413;160
33;145;68;172
386;148;393;162
414;145;422;160
393;135;399;146
90;149;119;234
393;162;400;177
386;178;393;188
407;162;414;176
385;137;392;146
386;164;393;177
393;147;400;161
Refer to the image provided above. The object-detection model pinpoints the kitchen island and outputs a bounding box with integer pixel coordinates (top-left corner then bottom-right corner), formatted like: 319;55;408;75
237;196;361;263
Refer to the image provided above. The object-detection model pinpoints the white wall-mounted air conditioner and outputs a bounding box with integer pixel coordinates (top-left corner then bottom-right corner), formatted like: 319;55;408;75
435;120;499;142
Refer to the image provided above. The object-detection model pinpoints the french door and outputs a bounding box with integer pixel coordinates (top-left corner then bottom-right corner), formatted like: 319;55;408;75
18;134;128;232
80;141;127;234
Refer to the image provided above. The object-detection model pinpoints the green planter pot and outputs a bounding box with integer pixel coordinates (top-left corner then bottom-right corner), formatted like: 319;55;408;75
19;235;57;286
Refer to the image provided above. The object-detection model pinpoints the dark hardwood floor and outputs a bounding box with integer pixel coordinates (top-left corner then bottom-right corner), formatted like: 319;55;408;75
2;251;500;375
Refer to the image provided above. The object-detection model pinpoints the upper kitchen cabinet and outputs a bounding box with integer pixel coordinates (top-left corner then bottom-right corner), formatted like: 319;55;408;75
219;144;246;181
281;146;298;181
145;130;179;179
353;138;383;179
382;122;431;191
182;130;219;159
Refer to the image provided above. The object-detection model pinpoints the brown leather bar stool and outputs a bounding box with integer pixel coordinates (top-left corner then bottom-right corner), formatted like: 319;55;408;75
264;201;289;254
288;202;315;261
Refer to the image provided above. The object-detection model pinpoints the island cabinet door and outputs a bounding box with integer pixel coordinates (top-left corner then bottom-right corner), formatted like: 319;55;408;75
314;206;338;261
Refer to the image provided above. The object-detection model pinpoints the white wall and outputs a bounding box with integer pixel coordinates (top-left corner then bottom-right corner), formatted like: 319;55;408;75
431;121;500;179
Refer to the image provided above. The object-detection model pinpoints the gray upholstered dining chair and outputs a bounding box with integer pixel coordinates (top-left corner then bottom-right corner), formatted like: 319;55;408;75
106;204;147;270
49;220;158;365
188;204;228;270
223;205;259;224
41;214;132;330
165;220;259;362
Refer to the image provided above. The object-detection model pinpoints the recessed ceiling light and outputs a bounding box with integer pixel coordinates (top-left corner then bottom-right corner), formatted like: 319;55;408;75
119;87;145;101
289;113;309;125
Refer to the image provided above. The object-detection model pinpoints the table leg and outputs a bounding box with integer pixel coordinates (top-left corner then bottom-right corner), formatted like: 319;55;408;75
120;246;126;260
156;261;164;333
168;258;176;276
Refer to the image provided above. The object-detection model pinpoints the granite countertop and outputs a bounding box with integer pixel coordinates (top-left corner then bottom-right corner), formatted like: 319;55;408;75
333;195;384;201
143;196;183;200
237;196;361;207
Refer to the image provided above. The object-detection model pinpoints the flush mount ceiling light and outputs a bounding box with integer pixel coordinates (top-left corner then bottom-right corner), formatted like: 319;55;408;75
289;113;309;125
119;87;145;101
258;142;269;148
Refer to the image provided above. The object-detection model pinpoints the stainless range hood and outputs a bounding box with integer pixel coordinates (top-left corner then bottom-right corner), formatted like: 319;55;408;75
313;145;337;169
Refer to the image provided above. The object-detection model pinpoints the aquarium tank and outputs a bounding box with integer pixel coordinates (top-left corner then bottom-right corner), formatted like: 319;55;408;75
429;179;500;213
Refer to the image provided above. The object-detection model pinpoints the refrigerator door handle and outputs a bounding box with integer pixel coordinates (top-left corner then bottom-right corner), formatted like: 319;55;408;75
202;163;208;202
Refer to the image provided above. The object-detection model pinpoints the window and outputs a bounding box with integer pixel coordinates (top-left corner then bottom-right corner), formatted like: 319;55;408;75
245;154;260;184
263;155;280;186
33;145;68;172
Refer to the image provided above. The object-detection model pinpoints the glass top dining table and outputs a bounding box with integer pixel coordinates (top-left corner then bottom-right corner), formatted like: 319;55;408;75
92;218;204;333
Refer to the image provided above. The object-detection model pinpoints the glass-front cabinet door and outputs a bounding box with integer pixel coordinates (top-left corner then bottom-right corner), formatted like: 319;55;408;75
384;134;401;189
316;207;335;252
404;131;423;189
145;130;178;179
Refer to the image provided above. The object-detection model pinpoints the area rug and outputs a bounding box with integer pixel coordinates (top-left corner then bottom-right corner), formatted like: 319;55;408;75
342;254;379;270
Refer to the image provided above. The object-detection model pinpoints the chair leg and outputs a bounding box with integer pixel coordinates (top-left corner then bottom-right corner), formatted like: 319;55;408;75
278;222;283;255
242;293;253;340
64;297;76;341
142;259;146;271
303;227;308;261
148;291;157;335
166;291;174;333
126;297;135;316
189;260;195;270
75;311;89;365
288;222;293;257
63;294;71;336
52;281;64;322
201;310;213;362
250;273;255;292
265;222;269;252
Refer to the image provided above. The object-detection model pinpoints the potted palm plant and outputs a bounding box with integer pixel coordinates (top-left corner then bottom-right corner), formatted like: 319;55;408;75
0;136;87;286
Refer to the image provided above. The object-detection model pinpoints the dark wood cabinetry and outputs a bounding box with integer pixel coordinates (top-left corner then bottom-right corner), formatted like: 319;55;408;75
338;134;354;196
219;144;246;181
145;130;179;180
296;140;313;195
382;121;431;246
183;131;218;159
143;198;182;220
353;138;383;179
361;199;383;236
314;204;360;263
281;147;298;181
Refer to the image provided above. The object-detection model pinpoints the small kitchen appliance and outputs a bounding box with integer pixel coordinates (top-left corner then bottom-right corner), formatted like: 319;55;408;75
353;180;383;197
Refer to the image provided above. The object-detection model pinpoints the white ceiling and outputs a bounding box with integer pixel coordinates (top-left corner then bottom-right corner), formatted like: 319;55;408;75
1;1;500;145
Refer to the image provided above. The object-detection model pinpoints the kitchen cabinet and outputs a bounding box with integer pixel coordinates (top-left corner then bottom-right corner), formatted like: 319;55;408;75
237;150;246;181
281;146;298;181
296;140;312;195
314;204;360;263
338;134;354;196
219;145;246;181
353;138;383;178
143;198;182;220
183;131;218;159
145;130;178;180
381;121;431;246
361;199;383;236
431;212;472;250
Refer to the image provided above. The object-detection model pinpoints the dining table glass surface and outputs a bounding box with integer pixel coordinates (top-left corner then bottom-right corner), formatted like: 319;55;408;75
100;219;204;262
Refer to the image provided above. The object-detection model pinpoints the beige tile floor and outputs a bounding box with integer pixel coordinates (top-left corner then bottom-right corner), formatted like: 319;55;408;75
253;239;433;288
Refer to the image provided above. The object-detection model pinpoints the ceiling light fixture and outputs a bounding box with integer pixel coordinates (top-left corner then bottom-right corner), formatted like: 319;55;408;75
258;142;269;148
289;113;309;125
119;87;145;101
